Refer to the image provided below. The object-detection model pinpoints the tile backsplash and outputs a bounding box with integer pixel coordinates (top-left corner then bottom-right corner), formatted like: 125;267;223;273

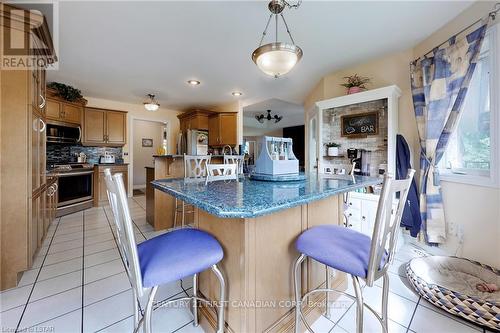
47;144;123;165
322;98;388;176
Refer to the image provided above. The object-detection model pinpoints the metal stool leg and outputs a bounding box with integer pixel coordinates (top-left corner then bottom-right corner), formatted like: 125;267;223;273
325;265;331;319
352;276;364;333
381;272;389;332
293;254;306;333
132;288;140;329
193;273;199;327
211;264;226;333
143;286;158;333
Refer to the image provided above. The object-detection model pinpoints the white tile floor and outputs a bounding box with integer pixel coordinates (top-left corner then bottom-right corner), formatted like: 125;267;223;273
0;195;490;333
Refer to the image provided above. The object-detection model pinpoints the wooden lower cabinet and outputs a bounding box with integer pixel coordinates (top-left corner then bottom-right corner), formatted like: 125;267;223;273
94;165;128;206
29;180;58;264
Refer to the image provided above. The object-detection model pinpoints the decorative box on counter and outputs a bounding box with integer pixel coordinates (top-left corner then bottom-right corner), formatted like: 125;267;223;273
255;136;299;175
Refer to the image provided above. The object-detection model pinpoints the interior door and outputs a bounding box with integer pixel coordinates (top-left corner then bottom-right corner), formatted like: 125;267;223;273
307;109;319;173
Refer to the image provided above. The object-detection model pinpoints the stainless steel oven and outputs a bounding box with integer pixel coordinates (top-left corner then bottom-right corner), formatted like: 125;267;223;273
52;164;94;216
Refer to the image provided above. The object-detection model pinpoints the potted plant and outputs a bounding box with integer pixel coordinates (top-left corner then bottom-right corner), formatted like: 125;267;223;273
325;142;341;156
341;74;370;94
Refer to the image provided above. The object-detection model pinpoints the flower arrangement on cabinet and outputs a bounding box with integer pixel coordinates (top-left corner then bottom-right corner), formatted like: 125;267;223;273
340;74;371;94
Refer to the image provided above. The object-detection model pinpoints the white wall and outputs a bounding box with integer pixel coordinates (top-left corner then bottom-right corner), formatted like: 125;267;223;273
132;119;164;188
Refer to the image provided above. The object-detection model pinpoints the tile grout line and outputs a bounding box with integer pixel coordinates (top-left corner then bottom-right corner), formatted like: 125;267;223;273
172;320;194;333
47;237;115;256
14;216;62;333
81;211;86;333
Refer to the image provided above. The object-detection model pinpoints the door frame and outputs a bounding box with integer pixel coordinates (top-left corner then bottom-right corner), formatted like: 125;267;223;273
129;116;170;196
305;105;321;173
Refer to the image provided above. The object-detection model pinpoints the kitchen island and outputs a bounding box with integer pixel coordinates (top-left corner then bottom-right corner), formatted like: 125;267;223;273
152;174;380;333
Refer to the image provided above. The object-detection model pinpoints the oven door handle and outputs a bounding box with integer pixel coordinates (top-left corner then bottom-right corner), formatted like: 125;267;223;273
56;170;94;177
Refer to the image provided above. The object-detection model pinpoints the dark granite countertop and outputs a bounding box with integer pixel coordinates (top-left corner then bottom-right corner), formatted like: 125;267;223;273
152;173;380;219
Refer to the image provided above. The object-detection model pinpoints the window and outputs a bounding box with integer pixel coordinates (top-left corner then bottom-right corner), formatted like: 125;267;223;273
439;26;499;188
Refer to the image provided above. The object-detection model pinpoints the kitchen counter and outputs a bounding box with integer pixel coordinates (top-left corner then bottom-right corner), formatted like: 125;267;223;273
152;173;379;218
151;173;380;332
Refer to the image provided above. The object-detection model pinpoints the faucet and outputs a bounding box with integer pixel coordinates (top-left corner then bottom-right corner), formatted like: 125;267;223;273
222;145;232;155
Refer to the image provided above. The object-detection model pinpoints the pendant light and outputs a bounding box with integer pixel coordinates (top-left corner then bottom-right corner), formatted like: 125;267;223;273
252;0;303;78
144;94;160;112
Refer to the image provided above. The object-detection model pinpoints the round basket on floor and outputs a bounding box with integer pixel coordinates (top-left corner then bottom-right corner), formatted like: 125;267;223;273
406;256;500;331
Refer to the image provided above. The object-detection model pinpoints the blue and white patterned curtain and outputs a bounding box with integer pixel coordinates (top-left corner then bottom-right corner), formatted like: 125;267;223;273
410;24;487;244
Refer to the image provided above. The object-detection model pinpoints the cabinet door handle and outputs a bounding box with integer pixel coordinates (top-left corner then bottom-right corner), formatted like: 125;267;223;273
39;119;46;133
361;216;366;220
39;94;46;109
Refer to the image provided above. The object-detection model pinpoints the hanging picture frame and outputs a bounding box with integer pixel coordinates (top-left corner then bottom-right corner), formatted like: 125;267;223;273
142;138;153;147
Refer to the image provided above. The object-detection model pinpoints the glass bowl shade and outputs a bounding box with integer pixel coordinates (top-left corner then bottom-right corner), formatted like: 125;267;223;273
144;102;159;111
252;42;303;78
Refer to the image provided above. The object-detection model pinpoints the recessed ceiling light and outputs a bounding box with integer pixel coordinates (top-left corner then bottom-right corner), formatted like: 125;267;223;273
232;91;243;97
187;80;201;86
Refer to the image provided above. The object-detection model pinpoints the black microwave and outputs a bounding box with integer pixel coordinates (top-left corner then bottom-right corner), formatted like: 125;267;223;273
46;123;81;144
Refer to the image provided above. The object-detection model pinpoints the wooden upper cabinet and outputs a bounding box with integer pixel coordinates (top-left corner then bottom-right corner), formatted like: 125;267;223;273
84;108;106;144
219;113;237;146
208;113;237;146
178;110;211;132
61;104;82;124
208;116;220;146
45;88;85;125
46;99;61;120
83;107;127;146
106;111;126;145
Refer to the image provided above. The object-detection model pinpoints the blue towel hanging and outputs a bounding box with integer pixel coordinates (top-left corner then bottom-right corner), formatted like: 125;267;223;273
396;134;422;237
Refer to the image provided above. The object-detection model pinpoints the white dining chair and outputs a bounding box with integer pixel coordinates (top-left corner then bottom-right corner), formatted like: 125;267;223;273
206;163;238;184
223;155;244;175
174;154;212;228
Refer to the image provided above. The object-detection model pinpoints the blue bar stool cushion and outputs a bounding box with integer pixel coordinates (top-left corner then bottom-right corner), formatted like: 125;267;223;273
296;225;387;278
138;228;224;288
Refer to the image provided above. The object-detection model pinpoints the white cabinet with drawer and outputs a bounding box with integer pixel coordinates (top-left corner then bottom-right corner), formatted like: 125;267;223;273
344;192;398;237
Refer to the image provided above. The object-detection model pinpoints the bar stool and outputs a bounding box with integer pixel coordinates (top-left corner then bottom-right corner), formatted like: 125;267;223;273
104;169;226;333
293;170;415;333
223;155;244;175
174;154;211;228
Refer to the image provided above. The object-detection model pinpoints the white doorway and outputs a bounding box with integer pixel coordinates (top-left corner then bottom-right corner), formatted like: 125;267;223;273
132;119;167;194
306;109;319;173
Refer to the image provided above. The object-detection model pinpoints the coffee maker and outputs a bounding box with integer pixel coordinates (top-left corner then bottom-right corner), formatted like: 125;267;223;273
347;148;370;176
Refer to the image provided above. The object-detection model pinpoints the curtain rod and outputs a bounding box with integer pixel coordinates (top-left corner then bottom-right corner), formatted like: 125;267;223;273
414;2;500;62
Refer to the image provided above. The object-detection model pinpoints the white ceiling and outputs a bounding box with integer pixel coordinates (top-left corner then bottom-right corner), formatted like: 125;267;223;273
46;1;472;110
243;98;304;133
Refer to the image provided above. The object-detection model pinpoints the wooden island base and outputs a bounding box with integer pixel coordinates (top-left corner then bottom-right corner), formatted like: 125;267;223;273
193;194;346;333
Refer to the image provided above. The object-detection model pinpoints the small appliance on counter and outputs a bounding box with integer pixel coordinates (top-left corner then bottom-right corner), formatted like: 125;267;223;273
99;151;115;164
254;136;299;176
347;148;371;176
77;152;87;163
